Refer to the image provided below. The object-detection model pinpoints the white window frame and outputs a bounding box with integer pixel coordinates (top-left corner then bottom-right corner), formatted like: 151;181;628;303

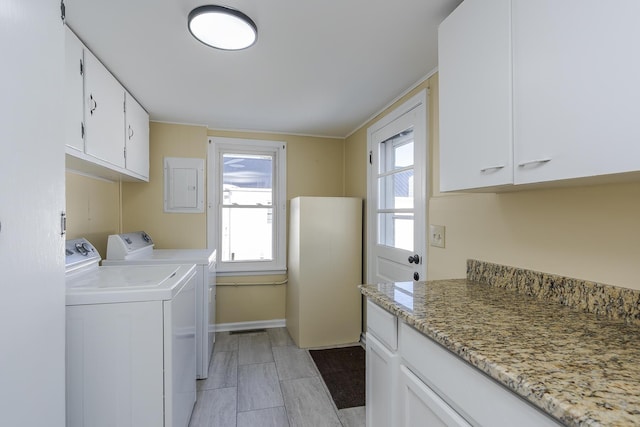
207;137;287;275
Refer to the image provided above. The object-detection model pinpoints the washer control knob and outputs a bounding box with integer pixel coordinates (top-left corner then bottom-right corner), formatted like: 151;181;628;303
74;243;87;255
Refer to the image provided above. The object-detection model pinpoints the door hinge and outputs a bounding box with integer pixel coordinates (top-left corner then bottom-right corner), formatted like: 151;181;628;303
80;122;84;139
80;59;83;76
369;150;373;165
60;212;67;236
124;146;127;159
60;0;66;22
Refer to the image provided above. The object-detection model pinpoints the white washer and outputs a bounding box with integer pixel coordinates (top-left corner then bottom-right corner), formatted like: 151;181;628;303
104;231;217;379
65;238;197;427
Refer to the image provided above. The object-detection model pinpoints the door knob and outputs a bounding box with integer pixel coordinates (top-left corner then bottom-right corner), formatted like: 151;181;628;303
408;254;420;264
413;272;420;281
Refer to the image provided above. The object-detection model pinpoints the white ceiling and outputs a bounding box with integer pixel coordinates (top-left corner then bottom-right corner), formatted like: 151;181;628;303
65;0;462;138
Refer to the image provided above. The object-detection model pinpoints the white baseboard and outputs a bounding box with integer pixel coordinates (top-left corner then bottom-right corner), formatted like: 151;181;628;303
211;319;286;332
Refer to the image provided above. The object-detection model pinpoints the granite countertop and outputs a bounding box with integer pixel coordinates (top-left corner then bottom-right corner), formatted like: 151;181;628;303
360;273;640;427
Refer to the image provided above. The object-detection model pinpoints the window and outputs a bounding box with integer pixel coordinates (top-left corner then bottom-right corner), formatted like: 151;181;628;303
208;137;286;274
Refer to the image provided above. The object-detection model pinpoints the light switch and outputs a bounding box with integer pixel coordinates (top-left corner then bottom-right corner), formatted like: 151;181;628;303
429;224;445;248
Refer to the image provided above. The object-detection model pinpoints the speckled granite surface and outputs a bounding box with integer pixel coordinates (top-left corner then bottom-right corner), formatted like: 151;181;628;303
468;260;640;325
360;262;640;427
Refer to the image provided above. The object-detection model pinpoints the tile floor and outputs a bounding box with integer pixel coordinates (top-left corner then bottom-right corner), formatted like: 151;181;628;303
189;328;366;427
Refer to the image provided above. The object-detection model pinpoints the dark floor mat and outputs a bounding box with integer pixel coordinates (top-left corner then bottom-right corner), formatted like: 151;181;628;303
309;346;365;409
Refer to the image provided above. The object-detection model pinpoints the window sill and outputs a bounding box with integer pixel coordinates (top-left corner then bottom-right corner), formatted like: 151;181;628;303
216;269;287;277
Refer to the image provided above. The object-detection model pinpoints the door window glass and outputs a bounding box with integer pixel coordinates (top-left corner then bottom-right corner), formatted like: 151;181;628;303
376;129;415;251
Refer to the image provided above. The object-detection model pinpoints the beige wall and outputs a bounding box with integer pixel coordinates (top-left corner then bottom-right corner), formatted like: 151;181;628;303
344;126;368;199
428;184;640;287
345;73;640;291
122;122;208;249
65;171;120;257
216;282;287;324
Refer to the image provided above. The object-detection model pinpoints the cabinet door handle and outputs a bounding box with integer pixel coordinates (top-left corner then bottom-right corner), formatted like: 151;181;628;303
480;164;505;173
128;125;134;140
518;158;551;167
89;95;97;115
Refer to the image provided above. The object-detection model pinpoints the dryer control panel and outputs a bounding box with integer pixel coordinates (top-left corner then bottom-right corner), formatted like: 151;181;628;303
107;231;155;260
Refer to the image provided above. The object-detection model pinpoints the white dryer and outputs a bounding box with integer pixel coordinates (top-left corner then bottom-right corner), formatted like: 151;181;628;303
104;231;217;379
65;238;197;427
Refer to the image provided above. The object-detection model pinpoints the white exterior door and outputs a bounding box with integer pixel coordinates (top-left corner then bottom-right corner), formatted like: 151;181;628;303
0;0;66;425
367;91;427;283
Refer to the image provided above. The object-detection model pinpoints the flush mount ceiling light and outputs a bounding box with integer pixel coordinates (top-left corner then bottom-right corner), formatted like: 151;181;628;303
188;5;257;51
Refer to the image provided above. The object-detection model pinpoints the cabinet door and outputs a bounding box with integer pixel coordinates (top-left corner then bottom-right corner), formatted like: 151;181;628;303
124;92;149;179
64;28;84;153
398;365;471;427
366;333;398;427
513;0;640;184
438;0;513;192
84;49;125;168
1;0;66;424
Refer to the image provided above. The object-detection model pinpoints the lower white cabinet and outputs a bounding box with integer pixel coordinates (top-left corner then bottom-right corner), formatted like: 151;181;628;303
398;322;561;427
366;300;399;427
398;365;470;427
366;333;399;427
365;298;562;427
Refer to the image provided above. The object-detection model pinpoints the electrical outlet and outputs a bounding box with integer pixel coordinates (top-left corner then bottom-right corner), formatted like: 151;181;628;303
429;224;445;248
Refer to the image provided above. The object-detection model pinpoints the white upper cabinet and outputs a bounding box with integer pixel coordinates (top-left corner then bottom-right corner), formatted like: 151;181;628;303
64;26;149;182
439;0;513;192
512;0;640;184
83;49;126;169
124;92;149;179
64;29;85;154
439;0;640;191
